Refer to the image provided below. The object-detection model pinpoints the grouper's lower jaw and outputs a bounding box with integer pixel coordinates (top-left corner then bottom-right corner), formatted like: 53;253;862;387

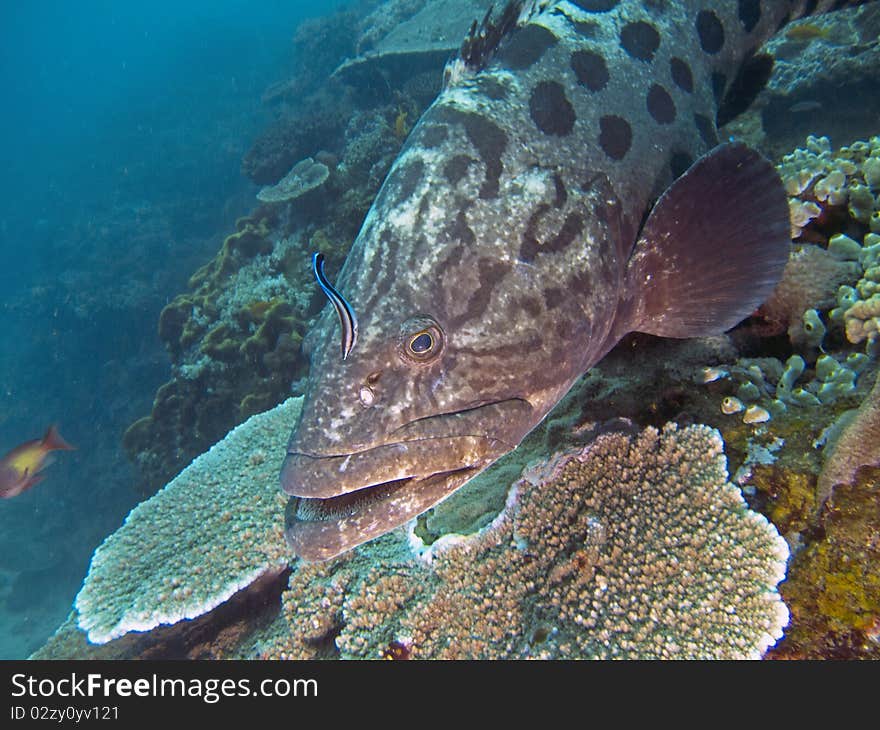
284;466;484;562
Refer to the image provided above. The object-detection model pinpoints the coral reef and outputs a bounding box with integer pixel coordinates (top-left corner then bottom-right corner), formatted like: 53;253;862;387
720;4;880;158
816;371;880;505
334;0;492;91
756;135;880;358
242;91;352;186
769;464;880;659
76;398;300;644
123;214;315;496
354;0;427;55
266;424;788;660
760;246;859;345
99;0;878;660
34;566;290;660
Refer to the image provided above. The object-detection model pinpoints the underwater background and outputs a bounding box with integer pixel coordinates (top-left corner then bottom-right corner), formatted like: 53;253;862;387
1;0;879;660
0;0;347;659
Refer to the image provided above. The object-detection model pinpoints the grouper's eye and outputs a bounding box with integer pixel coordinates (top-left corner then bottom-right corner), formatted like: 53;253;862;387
409;332;433;353
399;316;444;363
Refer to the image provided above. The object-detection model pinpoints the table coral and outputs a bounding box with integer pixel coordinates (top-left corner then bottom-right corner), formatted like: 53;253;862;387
75;398;301;644
268;424;789;660
256;157;329;204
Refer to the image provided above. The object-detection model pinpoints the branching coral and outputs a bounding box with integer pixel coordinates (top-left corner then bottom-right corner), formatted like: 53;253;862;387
267;424;789;660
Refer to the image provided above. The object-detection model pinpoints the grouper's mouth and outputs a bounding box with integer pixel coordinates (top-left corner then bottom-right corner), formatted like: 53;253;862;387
280;399;533;561
281;436;505;562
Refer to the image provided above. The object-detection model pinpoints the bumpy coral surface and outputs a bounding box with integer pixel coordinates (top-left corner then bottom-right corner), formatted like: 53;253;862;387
123;214;316;496
817;372;880;505
76;398;301;644
770;464;880;659
266;424;789;660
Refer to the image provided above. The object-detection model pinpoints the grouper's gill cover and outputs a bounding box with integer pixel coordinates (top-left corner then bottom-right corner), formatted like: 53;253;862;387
281;0;872;562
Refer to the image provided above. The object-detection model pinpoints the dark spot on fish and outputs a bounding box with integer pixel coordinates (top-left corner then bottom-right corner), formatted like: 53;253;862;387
620;21;661;62
647;84;676;124
544;286;564;309
394;159;424;202
529;81;576;136
519;203;552;262
555;318;572;341
716;53;774;127
711;72;727;106
570;0;620;11
670;151;693;179
416;125;448;149
497;24;558;70
697;10;725;54
437;245;465;294
670;58;694;93
449;208;475;246
475;76;508;100
599;115;632;160
568;269;594;296
453;258;511;326
570;49;609;92
549;213;584;253
456;336;543;362
434;106;508;199
444;154;474;186
553;174;568;208
519;296;542;318
519;207;583;261
694;113;718;147
738;0;761;33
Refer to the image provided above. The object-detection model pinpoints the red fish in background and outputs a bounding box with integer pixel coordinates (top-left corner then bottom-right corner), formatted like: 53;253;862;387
0;425;75;498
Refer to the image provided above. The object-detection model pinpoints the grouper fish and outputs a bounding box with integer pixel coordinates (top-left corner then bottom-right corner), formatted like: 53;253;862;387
281;0;870;561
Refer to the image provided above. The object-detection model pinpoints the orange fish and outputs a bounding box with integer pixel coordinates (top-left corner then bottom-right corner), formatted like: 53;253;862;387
0;425;75;498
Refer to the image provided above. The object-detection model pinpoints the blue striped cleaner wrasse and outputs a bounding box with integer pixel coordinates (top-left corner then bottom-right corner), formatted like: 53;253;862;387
281;0;872;560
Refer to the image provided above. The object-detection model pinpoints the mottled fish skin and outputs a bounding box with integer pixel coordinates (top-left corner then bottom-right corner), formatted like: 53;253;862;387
281;0;872;561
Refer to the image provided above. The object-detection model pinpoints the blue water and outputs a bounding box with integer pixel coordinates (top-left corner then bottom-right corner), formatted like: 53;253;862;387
0;0;348;659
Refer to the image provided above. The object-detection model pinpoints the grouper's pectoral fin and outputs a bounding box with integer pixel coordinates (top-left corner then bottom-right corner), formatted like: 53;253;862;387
620;141;790;339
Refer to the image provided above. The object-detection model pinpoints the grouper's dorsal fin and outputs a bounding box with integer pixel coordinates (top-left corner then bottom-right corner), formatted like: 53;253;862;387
620;143;790;340
442;1;551;89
